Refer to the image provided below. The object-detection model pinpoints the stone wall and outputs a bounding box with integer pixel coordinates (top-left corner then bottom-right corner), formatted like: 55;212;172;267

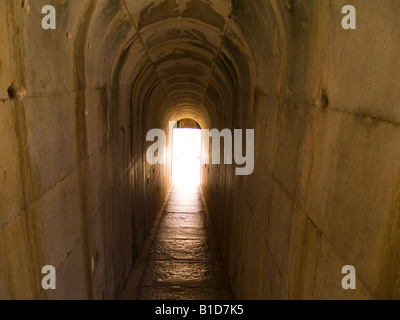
0;0;168;299
203;0;400;299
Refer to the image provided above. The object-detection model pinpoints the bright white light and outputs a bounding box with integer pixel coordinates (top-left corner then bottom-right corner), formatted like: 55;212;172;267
172;128;202;187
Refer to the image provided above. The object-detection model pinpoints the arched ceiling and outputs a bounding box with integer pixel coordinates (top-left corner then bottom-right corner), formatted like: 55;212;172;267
84;0;254;130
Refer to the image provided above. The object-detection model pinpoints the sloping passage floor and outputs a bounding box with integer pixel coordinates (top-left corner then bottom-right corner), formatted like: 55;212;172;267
122;185;233;300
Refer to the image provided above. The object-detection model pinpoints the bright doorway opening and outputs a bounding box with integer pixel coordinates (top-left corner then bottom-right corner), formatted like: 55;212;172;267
172;128;202;187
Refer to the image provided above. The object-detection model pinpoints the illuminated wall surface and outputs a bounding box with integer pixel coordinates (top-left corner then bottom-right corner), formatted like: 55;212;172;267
0;0;399;300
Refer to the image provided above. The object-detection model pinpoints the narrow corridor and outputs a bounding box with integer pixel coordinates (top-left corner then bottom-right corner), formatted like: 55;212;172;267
2;0;400;301
121;185;233;300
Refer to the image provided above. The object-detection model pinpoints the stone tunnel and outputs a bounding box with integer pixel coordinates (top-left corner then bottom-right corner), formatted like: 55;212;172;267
1;0;400;300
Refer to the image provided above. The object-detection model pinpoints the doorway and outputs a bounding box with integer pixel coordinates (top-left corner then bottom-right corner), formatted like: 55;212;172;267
172;128;202;187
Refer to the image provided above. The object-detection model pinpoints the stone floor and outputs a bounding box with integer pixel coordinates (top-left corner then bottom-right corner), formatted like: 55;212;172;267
120;184;233;300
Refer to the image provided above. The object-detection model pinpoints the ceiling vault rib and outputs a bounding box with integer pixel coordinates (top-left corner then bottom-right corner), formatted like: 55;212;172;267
122;0;174;113
199;7;233;114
